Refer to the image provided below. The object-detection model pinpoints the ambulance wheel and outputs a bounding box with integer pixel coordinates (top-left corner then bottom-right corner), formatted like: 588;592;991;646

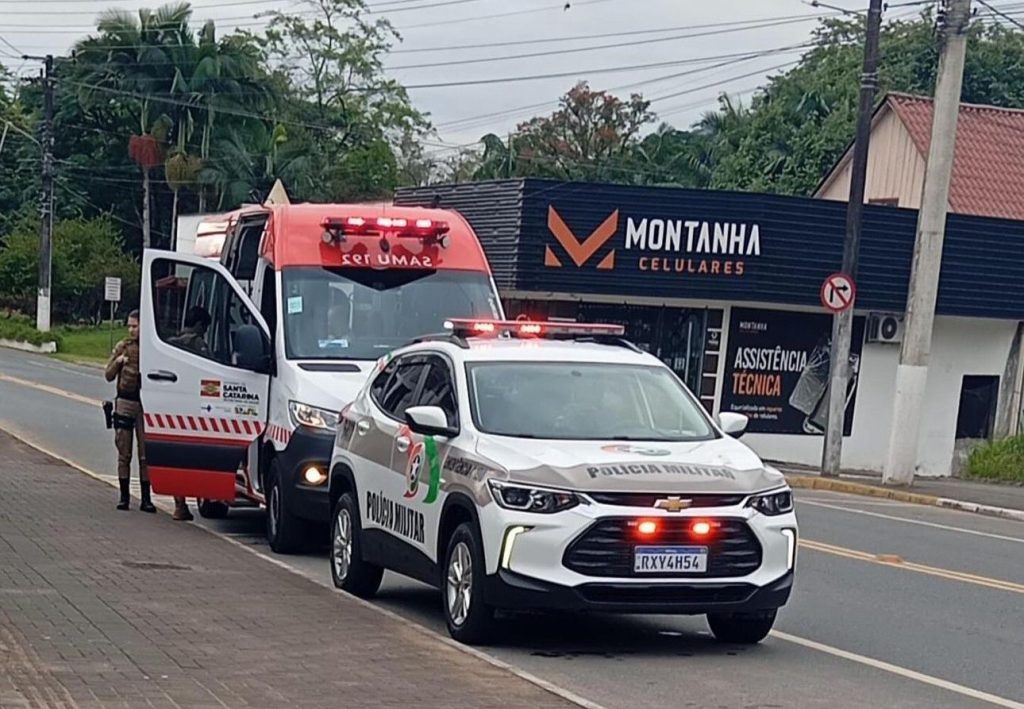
197;499;229;519
330;493;383;598
707;609;777;644
442;523;495;645
266;460;311;554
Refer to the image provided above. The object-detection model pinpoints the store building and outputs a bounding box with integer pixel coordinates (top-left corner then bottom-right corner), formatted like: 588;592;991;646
395;178;1024;477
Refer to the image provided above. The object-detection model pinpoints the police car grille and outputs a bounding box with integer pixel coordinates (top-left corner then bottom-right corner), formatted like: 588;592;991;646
563;518;762;579
586;492;745;508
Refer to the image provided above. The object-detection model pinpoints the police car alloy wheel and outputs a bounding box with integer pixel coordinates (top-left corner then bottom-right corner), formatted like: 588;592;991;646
330;493;383;598
442;523;495;644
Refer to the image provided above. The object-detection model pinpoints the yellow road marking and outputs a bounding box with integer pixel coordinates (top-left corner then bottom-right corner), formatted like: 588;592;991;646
800;538;1024;594
772;631;1024;709
0;373;102;407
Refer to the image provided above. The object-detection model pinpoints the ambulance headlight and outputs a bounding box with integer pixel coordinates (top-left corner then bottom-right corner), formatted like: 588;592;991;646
288;401;339;432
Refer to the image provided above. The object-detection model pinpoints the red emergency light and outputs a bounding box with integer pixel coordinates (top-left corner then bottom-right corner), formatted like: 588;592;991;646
321;215;451;247
444;318;626;339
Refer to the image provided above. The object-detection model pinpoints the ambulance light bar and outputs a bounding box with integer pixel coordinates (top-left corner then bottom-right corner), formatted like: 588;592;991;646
443;319;626;339
321;215;450;244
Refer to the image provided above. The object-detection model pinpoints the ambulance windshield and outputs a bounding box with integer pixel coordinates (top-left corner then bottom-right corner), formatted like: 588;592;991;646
281;267;501;360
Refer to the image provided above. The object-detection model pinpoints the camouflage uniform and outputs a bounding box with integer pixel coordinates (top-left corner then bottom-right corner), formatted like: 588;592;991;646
105;337;155;513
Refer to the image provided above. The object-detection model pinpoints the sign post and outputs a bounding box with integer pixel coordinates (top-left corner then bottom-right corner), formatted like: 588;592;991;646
104;276;122;351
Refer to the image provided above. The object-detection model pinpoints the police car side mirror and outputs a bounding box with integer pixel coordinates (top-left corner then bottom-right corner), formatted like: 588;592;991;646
717;412;749;438
405;406;458;438
233;324;271;374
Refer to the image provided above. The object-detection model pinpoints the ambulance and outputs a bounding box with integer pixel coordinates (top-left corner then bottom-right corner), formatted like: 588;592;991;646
139;202;504;553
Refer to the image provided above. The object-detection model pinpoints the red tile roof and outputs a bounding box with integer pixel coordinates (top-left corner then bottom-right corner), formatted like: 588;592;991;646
887;93;1024;220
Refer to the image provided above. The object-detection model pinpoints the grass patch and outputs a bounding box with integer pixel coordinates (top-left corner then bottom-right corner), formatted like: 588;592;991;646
53;324;128;364
965;436;1024;483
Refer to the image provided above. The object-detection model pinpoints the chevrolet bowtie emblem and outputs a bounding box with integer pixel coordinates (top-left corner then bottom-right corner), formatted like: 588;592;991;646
654;496;692;512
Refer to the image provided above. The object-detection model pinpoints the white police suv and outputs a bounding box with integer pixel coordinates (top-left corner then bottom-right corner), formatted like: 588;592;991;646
327;319;797;645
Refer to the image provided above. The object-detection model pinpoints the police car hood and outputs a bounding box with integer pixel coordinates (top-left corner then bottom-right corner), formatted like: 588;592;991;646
475;435;785;494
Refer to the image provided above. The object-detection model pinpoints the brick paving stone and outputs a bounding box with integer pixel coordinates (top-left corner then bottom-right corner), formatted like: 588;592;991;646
0;432;578;709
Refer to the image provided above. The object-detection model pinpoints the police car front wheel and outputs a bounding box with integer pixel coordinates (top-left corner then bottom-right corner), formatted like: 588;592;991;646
706;609;777;644
442;523;495;645
330;493;383;598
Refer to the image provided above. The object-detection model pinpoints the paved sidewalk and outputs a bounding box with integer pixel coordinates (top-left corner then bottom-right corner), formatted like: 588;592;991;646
777;463;1024;514
0;432;577;709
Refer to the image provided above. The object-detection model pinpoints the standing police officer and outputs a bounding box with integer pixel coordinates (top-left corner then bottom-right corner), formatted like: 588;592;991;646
106;309;157;513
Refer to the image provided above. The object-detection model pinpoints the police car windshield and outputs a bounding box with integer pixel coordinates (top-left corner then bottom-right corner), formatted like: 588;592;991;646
466;361;716;441
281;267;501;361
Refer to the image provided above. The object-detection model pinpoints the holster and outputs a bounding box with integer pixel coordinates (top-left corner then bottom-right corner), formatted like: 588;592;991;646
102;400;114;430
112;412;136;431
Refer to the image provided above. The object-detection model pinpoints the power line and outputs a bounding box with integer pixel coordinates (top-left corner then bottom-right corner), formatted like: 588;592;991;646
391;12;837;53
387;17;824;71
435;43;812;131
398;0;615;30
400;48;815;89
976;0;1024;29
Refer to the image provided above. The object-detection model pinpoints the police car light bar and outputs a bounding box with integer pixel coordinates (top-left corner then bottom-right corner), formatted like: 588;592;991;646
443;319;626;339
321;216;451;244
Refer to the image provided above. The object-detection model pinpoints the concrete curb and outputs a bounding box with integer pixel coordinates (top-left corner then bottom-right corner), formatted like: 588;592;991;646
786;474;1024;523
0;338;58;354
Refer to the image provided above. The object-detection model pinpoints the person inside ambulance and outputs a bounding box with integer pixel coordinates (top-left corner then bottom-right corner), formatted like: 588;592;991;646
321;294;351;350
169;306;211;357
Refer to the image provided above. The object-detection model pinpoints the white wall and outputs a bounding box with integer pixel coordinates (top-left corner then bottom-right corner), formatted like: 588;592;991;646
740;314;1016;477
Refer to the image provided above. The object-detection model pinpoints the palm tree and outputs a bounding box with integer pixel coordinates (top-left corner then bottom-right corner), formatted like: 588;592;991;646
72;2;193;249
200;122;309;209
170;21;274;212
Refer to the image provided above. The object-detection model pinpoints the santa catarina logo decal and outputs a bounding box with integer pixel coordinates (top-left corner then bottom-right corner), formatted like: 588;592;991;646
399;425;442;504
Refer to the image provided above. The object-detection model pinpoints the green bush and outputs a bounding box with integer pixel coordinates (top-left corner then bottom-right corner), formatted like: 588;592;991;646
966;436;1024;483
0;216;140;323
0;312;63;347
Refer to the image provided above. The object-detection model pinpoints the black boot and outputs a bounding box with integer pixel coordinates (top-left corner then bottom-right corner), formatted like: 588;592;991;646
116;479;130;511
139;481;156;513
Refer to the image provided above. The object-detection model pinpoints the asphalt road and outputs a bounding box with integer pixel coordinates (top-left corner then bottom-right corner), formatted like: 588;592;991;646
1;347;1022;709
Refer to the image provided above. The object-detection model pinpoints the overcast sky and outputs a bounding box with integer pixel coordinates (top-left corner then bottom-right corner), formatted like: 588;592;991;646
1;0;844;154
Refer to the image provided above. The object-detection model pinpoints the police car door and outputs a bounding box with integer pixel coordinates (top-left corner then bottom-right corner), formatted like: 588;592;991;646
140;249;272;501
391;353;459;563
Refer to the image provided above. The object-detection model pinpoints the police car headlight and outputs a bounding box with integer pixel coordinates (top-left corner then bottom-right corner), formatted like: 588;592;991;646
488;480;580;514
288;401;339;432
745;488;794;516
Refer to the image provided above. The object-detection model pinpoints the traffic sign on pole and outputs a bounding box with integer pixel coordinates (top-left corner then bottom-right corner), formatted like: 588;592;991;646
821;272;856;313
104;277;122;303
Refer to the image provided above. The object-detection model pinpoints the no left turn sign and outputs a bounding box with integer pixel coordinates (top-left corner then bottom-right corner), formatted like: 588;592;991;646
821;272;856;313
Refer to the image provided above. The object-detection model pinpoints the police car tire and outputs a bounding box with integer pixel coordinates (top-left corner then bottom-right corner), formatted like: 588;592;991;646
442;523;495;645
197;499;229;519
330;493;383;598
266;460;310;554
706;609;777;644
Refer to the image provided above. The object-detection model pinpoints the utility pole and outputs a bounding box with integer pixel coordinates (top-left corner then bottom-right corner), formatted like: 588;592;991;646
821;0;883;477
884;0;972;485
31;55;55;333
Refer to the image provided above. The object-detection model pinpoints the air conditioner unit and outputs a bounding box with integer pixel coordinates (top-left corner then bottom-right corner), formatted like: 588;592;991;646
866;313;904;344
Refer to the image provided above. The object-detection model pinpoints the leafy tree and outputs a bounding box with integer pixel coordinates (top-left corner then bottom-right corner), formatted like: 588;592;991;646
0;216;139;322
476;82;655;182
701;13;1024;195
259;0;429;200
